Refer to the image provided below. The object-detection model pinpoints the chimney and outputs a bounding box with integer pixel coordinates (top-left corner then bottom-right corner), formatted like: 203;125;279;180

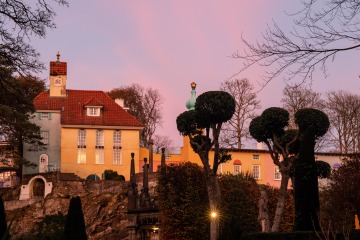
257;142;263;150
115;98;130;111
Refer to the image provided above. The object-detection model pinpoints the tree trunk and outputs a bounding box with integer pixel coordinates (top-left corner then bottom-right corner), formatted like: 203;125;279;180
206;174;221;240
271;174;290;232
258;189;270;232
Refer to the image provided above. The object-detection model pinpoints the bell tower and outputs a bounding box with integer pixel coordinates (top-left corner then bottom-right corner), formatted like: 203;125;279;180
49;52;67;97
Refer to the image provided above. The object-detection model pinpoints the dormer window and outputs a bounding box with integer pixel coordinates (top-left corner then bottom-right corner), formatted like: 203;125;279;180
87;107;101;116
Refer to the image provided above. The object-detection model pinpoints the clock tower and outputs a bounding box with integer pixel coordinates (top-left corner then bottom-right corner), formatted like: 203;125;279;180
49;52;67;97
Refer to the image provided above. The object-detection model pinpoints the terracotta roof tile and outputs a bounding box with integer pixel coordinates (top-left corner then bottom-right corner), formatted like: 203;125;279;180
34;90;144;128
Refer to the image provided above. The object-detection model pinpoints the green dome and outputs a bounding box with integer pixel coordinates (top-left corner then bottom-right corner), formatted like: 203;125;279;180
186;82;197;110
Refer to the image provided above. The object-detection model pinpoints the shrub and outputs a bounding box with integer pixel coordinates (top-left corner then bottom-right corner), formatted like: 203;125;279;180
104;169;125;181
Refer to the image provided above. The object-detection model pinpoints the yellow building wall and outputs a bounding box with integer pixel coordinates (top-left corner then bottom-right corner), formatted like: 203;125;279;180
60;128;140;180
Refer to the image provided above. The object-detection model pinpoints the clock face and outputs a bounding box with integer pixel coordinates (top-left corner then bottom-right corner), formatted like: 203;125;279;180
53;77;62;86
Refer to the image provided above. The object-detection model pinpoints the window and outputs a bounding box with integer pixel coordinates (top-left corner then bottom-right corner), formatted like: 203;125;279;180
87;107;101;116
234;165;242;175
77;130;86;164
95;130;104;164
38;112;52;120
113;130;122;165
41;131;49;145
274;166;282;180
253;165;260;180
253;154;260;160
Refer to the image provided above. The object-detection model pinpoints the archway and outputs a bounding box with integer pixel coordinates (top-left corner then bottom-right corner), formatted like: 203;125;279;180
19;175;53;200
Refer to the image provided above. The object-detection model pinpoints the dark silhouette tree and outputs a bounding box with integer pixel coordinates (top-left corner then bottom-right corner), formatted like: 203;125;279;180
234;0;360;85
249;107;299;232
176;91;235;240
64;196;87;240
293;108;330;231
0;67;46;181
0;0;68;74
0;195;7;239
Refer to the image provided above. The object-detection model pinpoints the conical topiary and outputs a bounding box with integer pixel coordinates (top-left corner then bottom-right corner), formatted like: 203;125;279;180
64;196;87;240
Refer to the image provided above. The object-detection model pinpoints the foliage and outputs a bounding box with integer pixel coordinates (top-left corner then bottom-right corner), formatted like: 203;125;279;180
157;162;209;240
103;169;125;181
64;196;87;240
107;84;163;146
315;161;331;179
157;163;263;240
36;213;66;239
219;78;261;149
0;195;7;240
0;68;46;179
320;157;360;234
294;108;330;138
219;174;260;240
262;185;295;232
0;0;68;74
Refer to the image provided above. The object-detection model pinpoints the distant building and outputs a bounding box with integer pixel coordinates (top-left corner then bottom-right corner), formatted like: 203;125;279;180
23;53;144;180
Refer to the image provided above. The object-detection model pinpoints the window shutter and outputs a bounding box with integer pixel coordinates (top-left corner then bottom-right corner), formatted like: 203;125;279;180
48;113;52;120
38;112;42;120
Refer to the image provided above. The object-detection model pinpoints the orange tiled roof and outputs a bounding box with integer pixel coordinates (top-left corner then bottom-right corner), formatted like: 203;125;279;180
34;90;144;128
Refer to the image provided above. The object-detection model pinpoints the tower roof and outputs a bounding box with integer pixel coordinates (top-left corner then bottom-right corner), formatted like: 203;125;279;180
186;82;197;110
50;52;67;75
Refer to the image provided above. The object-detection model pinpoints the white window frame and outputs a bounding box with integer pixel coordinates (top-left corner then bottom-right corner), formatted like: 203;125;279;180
234;164;242;175
95;130;104;164
274;166;282;180
113;130;122;165
253;165;260;180
77;130;86;164
253;154;260;160
41;131;49;145
87;107;101;116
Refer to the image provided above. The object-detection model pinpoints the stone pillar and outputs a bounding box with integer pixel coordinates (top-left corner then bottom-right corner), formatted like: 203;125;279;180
148;139;154;172
161;148;166;168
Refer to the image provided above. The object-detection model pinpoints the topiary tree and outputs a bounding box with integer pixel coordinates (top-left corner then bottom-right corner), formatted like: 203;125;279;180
64;196;87;240
176;91;236;240
249;107;299;232
293;108;330;231
104;169;125;181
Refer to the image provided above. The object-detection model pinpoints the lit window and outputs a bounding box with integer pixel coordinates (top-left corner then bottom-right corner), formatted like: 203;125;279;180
253;165;260;180
87;107;101;116
77;148;86;164
95;130;104;164
253;154;260;160
274;166;282;180
41;131;49;145
77;130;86;164
234;164;242;175
113;130;122;165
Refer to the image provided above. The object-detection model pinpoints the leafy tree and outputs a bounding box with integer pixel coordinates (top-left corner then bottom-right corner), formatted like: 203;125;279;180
219;173;260;239
157;162;209;240
320;156;360;235
235;0;360;85
103;169;125;181
219;78;261;149
64;196;87;240
107;84;163;147
0;195;7;240
157;163;261;240
249;107;298;232
176;91;235;240
293;108;330;231
0;68;46;181
0;0;68;74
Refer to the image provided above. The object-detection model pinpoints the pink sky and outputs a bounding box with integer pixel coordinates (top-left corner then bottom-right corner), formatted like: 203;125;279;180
32;1;360;149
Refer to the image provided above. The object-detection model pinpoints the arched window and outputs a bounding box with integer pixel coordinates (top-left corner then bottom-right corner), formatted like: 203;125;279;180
39;154;48;173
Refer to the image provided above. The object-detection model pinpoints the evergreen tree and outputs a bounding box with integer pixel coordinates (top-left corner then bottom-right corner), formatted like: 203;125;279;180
64;196;87;240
